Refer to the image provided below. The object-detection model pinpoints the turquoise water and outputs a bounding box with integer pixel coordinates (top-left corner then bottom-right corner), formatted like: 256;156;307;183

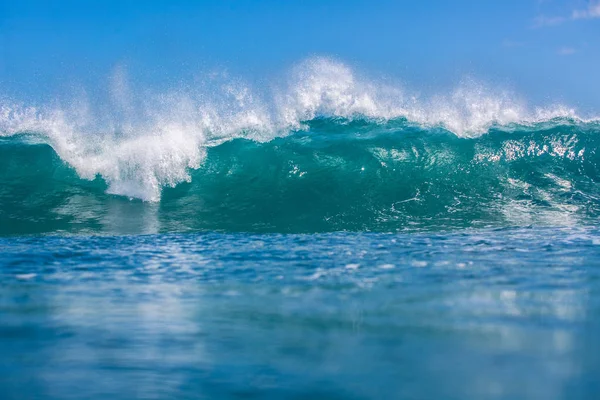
2;64;600;398
2;118;600;235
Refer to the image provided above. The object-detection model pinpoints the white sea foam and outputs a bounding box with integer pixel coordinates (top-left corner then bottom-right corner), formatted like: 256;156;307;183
0;57;596;200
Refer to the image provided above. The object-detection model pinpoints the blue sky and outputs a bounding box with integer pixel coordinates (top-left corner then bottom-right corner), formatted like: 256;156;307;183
1;0;599;111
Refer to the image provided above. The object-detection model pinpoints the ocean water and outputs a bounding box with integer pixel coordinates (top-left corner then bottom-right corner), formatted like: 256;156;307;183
2;59;600;399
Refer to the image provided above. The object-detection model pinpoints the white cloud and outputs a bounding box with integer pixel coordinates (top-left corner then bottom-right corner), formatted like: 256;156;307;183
532;15;566;28
557;47;577;55
572;2;600;19
502;39;526;48
534;1;600;28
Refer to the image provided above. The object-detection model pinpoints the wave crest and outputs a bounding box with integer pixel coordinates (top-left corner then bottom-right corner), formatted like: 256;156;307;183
1;57;597;201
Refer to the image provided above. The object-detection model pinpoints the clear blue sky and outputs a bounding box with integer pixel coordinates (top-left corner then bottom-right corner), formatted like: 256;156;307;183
1;0;599;111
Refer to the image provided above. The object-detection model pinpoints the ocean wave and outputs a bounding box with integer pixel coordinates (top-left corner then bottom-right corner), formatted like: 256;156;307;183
1;57;598;202
1;57;599;235
1;116;599;235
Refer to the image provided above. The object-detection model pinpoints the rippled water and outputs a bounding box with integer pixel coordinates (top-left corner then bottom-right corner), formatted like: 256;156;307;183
2;228;599;399
3;58;600;398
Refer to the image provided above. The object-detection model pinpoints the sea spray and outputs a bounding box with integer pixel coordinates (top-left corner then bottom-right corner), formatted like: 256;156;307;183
1;58;599;235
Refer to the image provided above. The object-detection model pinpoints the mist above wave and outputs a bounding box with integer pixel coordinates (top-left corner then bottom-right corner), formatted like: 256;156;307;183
0;57;594;201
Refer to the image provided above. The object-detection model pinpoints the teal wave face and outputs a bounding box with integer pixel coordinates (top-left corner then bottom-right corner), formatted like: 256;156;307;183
1;119;599;235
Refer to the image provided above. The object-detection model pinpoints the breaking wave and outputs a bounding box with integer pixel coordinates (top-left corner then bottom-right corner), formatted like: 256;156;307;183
1;58;599;235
